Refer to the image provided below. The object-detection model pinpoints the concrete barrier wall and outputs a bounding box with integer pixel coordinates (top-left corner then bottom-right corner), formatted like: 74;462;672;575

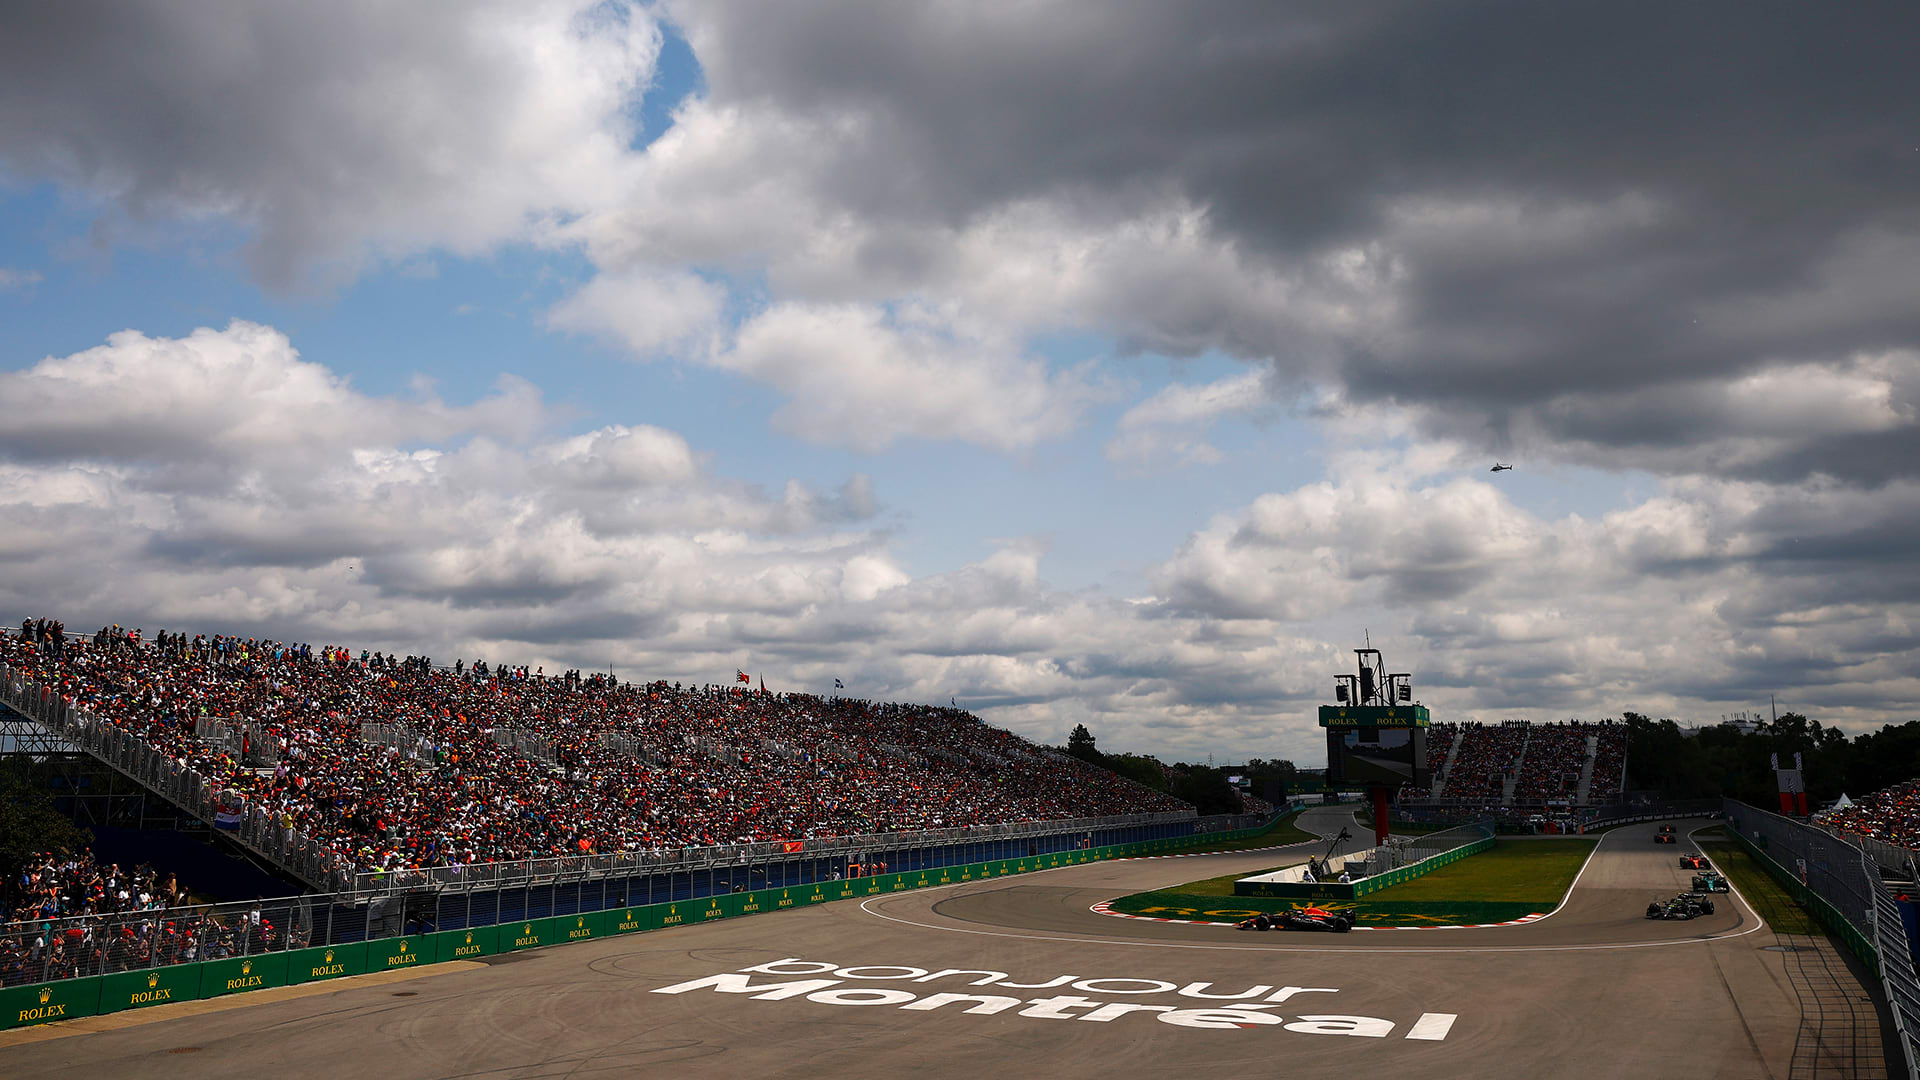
2;811;1292;1031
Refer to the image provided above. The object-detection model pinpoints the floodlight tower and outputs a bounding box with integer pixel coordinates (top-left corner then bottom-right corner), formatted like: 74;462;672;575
1322;644;1430;848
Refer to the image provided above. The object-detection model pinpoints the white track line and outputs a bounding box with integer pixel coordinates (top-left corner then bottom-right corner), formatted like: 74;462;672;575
1687;825;1766;931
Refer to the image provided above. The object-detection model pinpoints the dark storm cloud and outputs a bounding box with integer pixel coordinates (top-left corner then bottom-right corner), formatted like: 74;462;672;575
678;0;1920;481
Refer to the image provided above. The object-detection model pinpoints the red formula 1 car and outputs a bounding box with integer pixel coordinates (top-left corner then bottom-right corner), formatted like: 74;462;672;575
1680;853;1711;869
1655;824;1678;845
1237;905;1357;934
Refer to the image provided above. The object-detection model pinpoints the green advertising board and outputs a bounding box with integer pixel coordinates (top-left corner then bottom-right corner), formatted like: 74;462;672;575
549;913;598;945
504;920;547;951
2;976;100;1031
201;951;288;998
287;941;366;984
100;964;202;1013
1317;704;1431;727
653;902;690;930
368;934;429;971
436;925;497;962
605;906;648;935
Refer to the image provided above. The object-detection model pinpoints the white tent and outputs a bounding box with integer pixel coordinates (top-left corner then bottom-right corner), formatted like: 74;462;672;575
1832;793;1855;809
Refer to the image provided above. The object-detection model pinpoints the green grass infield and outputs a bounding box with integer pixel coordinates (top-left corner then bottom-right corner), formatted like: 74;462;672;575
1106;837;1596;926
1695;839;1818;935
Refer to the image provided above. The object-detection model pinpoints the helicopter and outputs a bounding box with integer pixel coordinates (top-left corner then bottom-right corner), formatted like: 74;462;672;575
1489;463;1513;472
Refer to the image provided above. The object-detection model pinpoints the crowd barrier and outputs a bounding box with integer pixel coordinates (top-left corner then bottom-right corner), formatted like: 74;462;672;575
1;812;1286;1030
1723;799;1920;1080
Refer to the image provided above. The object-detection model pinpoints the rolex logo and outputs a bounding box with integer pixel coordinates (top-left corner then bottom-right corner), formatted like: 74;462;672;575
324;949;334;962
577;917;584;928
38;987;51;1004
524;923;532;935
242;960;252;975
464;932;472;945
148;973;160;988
398;940;408;953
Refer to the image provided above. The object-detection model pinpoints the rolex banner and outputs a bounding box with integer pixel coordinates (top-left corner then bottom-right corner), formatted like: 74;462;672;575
286;941;368;984
202;951;289;998
2;976;102;1031
100;964;202;1012
435;924;498;962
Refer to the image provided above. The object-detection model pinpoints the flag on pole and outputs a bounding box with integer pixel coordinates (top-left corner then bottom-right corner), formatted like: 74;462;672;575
736;670;750;683
833;678;844;689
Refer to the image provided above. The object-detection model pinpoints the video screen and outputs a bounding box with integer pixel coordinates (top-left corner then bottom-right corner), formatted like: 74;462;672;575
1326;726;1429;787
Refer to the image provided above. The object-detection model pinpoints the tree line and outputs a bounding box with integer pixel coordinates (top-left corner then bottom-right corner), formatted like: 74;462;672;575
1624;711;1920;804
1059;723;1301;816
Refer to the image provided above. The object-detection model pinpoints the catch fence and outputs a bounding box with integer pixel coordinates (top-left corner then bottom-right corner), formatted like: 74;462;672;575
1724;799;1920;1080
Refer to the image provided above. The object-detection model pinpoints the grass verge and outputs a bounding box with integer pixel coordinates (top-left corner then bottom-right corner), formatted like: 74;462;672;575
1695;839;1820;936
1106;838;1594;926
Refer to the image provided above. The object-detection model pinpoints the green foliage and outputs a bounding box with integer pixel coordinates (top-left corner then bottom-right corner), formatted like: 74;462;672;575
1065;722;1100;763
1622;710;1915;804
1168;765;1242;815
1103;752;1171;792
0;760;92;906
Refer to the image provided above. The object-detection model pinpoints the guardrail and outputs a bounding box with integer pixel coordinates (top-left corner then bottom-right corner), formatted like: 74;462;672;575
1;812;1286;1029
1724;798;1919;1080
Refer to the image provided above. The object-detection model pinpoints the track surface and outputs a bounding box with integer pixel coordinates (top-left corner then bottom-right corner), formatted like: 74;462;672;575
0;809;1875;1078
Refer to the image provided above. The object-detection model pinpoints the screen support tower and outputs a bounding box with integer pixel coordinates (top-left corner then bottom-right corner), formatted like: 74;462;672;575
1321;645;1429;848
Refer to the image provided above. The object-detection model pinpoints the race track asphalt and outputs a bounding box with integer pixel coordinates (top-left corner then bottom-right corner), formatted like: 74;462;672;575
0;809;1882;1079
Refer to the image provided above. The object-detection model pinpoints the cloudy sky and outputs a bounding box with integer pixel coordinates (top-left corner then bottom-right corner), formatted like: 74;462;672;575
2;2;1916;764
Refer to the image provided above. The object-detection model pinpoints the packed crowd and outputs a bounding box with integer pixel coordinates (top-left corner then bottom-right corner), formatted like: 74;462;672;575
9;849;184;925
1401;720;1627;804
1820;781;1920;849
2;619;1189;883
1513;723;1598;800
3;899;292;987
1440;722;1528;800
1590;725;1627;794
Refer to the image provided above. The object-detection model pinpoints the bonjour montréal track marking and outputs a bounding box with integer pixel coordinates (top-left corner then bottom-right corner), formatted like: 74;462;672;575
857;819;1769;954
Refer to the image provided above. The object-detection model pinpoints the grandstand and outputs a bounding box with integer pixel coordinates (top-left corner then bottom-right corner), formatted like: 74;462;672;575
1820;781;1920;851
0;622;1191;896
1407;720;1628;807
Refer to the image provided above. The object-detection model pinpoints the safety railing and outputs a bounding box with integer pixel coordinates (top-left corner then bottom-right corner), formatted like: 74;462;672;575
1725;799;1920;1080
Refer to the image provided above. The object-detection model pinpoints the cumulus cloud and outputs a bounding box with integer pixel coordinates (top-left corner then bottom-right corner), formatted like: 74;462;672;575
720;301;1101;452
617;2;1920;480
0;1;659;287
1107;369;1273;466
0;321;550;469
8;5;1920;756
8;327;1912;762
546;268;727;356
